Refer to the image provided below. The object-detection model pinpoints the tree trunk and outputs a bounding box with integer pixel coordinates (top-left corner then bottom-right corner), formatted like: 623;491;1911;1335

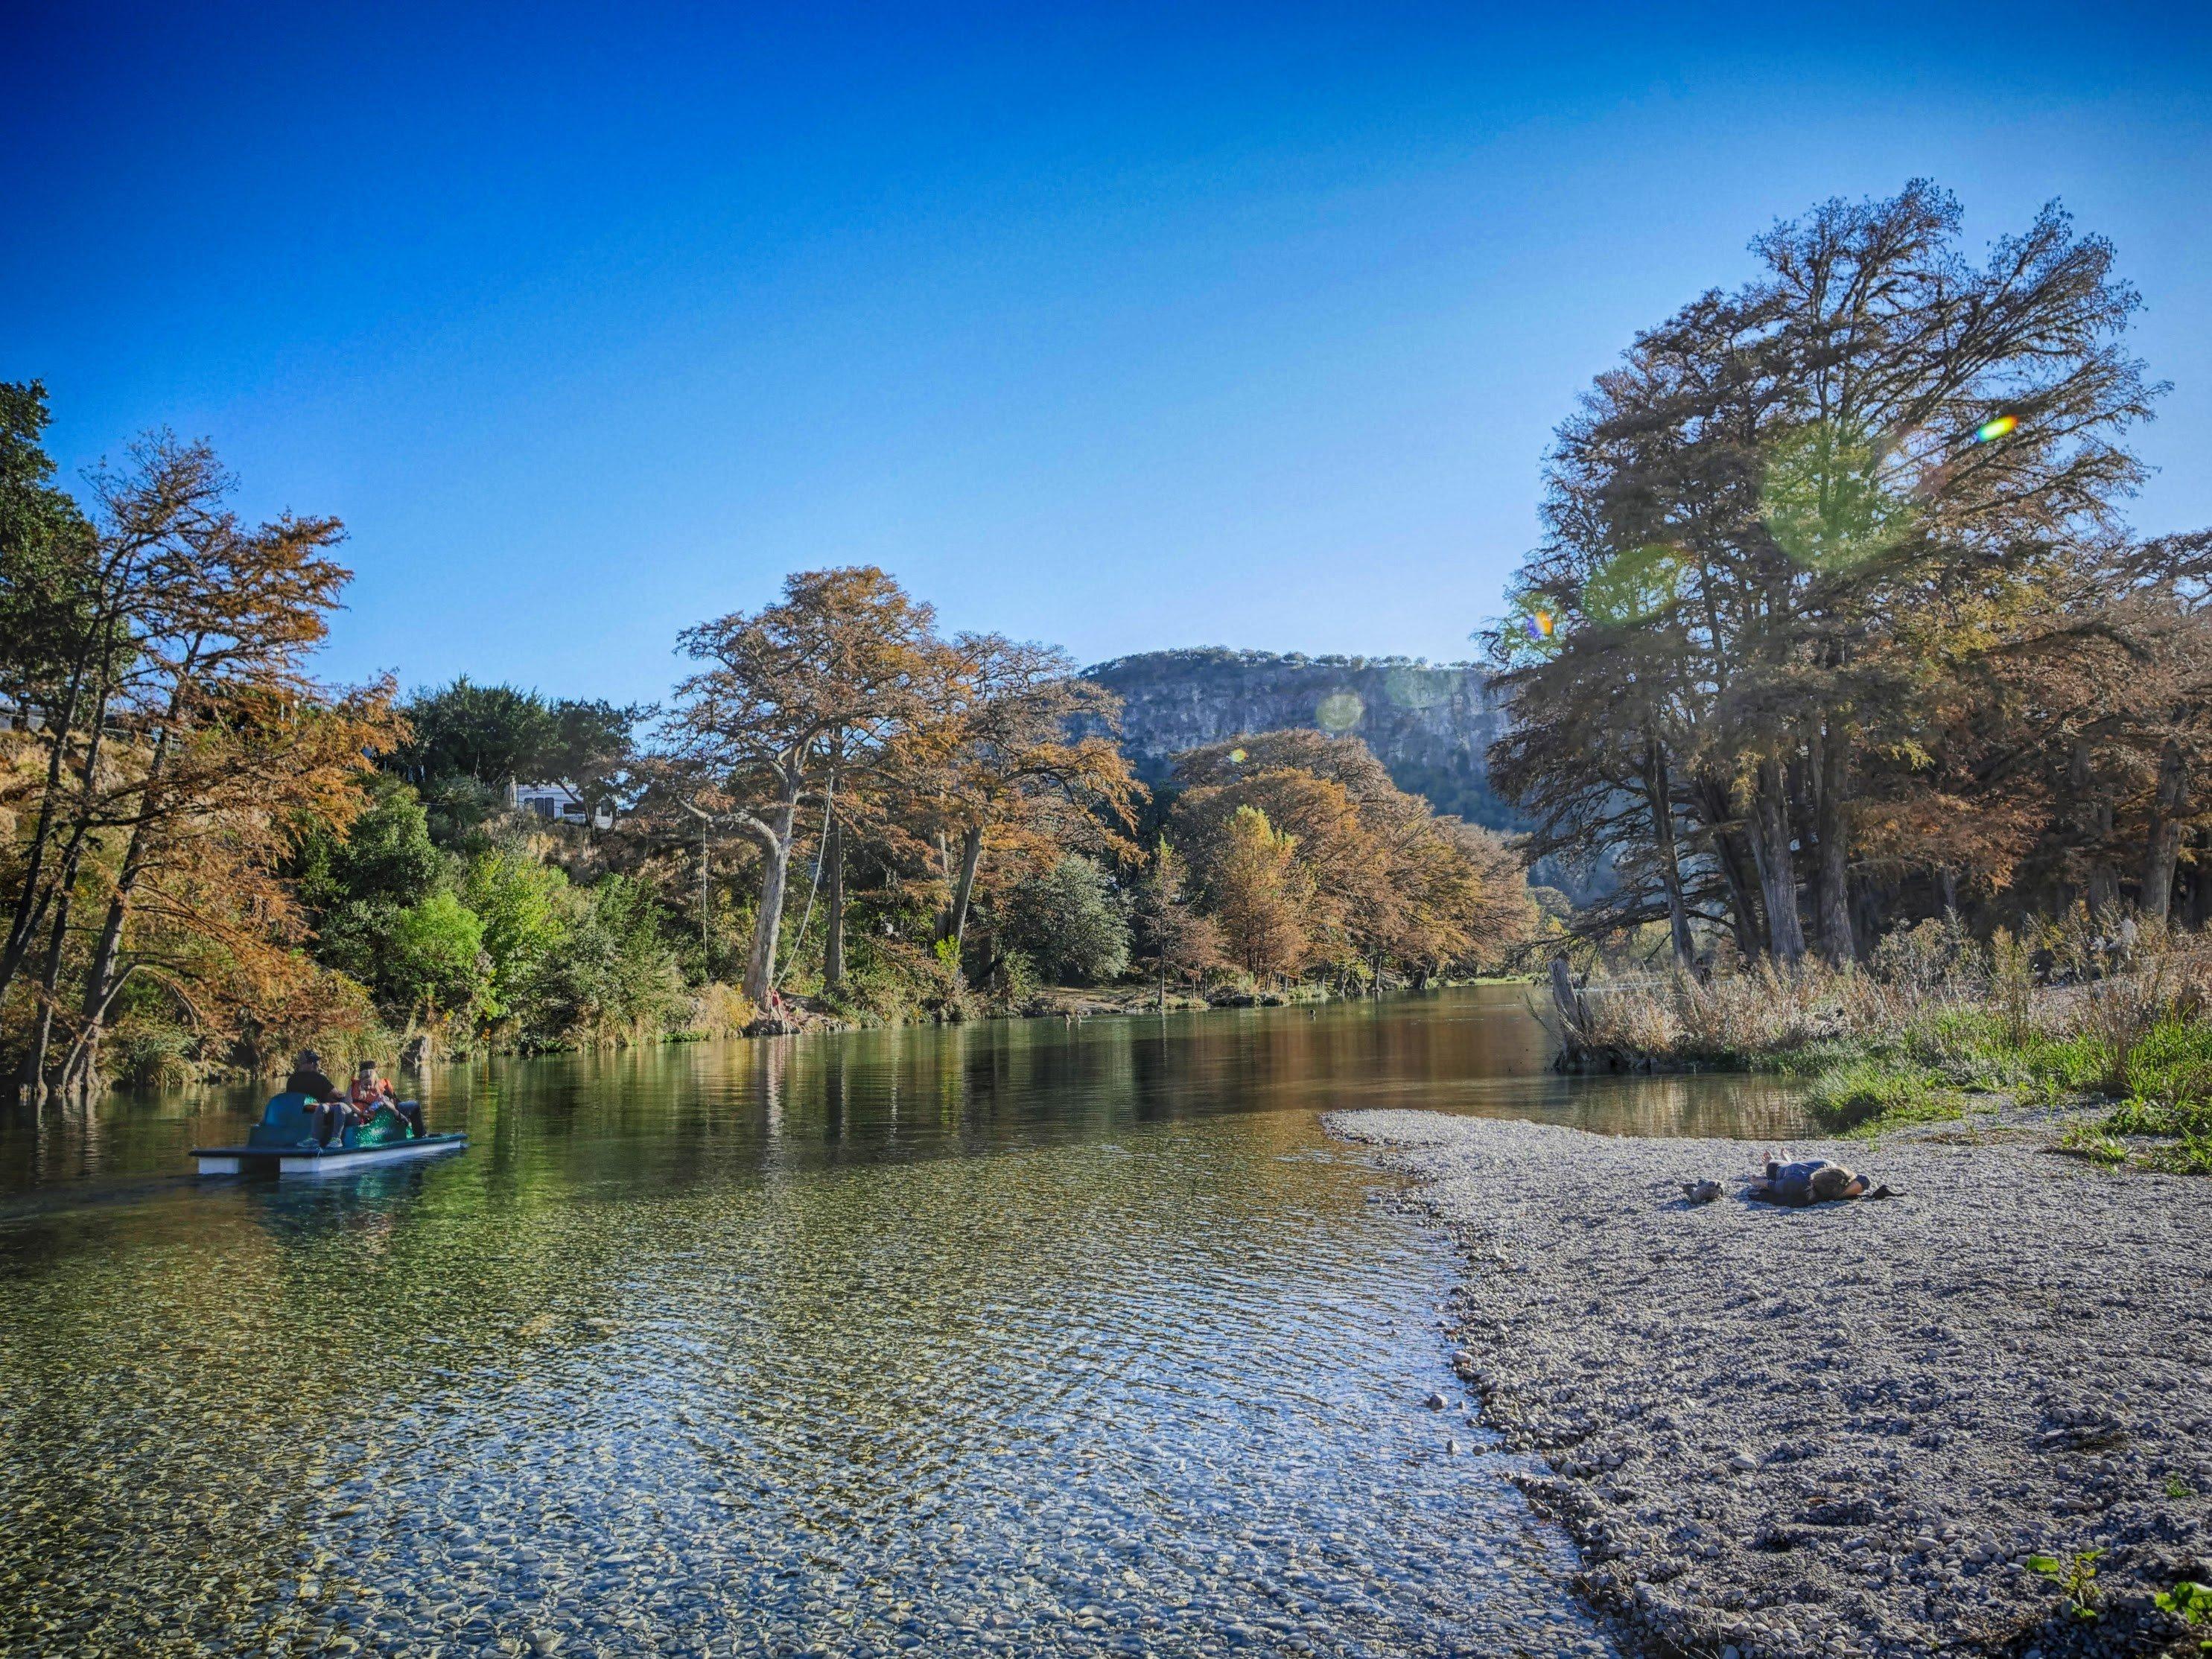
948;824;985;950
2141;738;2188;923
1746;760;1806;965
10;634;124;1086
1;646;111;1004
0;684;81;1002
1694;772;1764;961
823;815;846;990
1852;877;1886;958
60;962;136;1099
741;805;797;1005
1549;957;1592;1052
18;889;73;1101
75;679;188;1052
1641;739;1697;971
18;739;112;1100
2071;741;2120;915
1811;725;1855;964
71;838;147;1098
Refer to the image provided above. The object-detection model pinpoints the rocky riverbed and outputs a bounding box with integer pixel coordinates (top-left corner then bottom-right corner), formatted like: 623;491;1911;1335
1329;1109;2212;1658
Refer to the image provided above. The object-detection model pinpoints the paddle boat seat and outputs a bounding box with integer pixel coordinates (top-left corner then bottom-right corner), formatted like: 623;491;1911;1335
348;1107;416;1148
246;1090;322;1149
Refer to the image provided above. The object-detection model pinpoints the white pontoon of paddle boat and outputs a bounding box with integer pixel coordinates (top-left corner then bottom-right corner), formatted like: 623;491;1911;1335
192;1133;469;1177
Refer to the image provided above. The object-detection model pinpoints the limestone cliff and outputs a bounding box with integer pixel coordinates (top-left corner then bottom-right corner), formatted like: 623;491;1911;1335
1080;649;1519;831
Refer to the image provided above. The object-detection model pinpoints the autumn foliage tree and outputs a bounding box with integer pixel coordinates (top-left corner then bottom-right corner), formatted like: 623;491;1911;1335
1;388;399;1098
659;567;952;1004
1171;730;1534;986
1490;182;2189;964
924;634;1137;952
1205;805;1312;983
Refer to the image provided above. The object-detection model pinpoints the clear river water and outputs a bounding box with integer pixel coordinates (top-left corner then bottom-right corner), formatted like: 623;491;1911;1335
0;987;1804;1657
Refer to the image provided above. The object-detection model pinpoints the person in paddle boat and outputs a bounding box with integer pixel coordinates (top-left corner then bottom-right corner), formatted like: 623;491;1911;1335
348;1060;428;1141
281;1049;352;1148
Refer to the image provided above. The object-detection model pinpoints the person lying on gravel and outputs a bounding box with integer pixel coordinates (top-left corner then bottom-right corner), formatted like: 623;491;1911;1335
1747;1156;1893;1206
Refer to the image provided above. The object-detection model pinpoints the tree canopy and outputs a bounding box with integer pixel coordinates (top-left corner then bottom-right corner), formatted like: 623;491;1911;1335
1488;182;2200;965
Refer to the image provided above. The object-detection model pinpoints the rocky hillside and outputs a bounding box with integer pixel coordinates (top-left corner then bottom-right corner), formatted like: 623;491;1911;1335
1081;649;1519;831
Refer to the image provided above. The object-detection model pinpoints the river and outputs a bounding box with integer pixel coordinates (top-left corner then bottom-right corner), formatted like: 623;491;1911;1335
0;987;1803;1657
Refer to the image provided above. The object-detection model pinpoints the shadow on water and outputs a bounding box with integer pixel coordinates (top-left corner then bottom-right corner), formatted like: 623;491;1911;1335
0;988;1788;1655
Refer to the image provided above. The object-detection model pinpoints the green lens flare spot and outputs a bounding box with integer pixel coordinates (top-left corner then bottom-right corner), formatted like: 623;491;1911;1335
1315;691;1364;734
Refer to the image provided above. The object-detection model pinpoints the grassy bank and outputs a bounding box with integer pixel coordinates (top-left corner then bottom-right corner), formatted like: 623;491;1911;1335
1552;919;2212;1172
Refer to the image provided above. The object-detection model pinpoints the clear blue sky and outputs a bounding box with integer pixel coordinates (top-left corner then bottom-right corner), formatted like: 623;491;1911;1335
6;2;2208;704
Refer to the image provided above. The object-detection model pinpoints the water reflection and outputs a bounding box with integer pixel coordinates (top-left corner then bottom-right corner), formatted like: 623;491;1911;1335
0;990;1787;1655
1;988;1804;1200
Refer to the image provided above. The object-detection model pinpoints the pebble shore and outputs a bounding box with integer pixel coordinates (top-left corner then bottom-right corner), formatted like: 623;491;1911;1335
1329;1109;2212;1658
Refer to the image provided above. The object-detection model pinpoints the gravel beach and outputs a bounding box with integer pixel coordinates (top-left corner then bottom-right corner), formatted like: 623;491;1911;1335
1329;1109;2212;1658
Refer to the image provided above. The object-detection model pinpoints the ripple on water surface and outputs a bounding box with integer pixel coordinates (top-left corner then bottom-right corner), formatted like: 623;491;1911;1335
0;992;1677;1655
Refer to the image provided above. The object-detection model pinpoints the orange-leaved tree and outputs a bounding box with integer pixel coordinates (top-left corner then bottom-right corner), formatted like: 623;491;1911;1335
660;567;951;1004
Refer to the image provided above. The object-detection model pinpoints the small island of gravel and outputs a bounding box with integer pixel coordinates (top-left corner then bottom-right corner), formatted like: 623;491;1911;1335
1331;1108;2212;1659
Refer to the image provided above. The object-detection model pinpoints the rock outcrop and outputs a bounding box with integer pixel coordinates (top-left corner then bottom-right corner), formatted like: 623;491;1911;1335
1081;648;1517;830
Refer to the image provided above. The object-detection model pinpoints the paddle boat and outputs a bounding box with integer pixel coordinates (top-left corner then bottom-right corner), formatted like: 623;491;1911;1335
192;1090;468;1177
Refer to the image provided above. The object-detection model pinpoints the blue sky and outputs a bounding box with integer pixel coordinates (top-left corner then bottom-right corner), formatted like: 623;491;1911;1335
6;2;2208;704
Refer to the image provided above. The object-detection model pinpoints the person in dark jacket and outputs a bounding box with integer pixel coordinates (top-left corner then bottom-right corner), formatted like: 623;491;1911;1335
283;1050;352;1148
1749;1155;1893;1206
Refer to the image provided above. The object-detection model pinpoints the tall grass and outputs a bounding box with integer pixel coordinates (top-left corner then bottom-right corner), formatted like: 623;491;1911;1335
1560;913;2212;1159
1802;1061;1961;1132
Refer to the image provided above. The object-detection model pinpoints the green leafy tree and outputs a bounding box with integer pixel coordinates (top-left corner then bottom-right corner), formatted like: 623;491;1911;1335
296;777;444;914
457;844;573;1031
535;875;685;1039
1128;838;1224;1004
390;678;556;784
0;381;97;725
384;891;490;1022
1002;856;1131;985
544;698;645;821
294;777;459;1016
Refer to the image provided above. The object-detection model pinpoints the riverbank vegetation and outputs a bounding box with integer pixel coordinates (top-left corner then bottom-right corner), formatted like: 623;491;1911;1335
1493;182;2212;1164
638;567;1534;1028
1548;914;2212;1168
4;387;1534;1098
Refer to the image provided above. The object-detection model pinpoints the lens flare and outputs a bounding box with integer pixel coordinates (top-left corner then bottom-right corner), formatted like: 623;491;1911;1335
1315;690;1364;734
1583;544;1682;625
1973;414;2018;444
1523;611;1555;641
1227;748;1247;764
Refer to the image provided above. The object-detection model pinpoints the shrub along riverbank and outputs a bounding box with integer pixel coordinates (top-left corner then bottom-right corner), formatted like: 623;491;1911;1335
1546;914;2212;1174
